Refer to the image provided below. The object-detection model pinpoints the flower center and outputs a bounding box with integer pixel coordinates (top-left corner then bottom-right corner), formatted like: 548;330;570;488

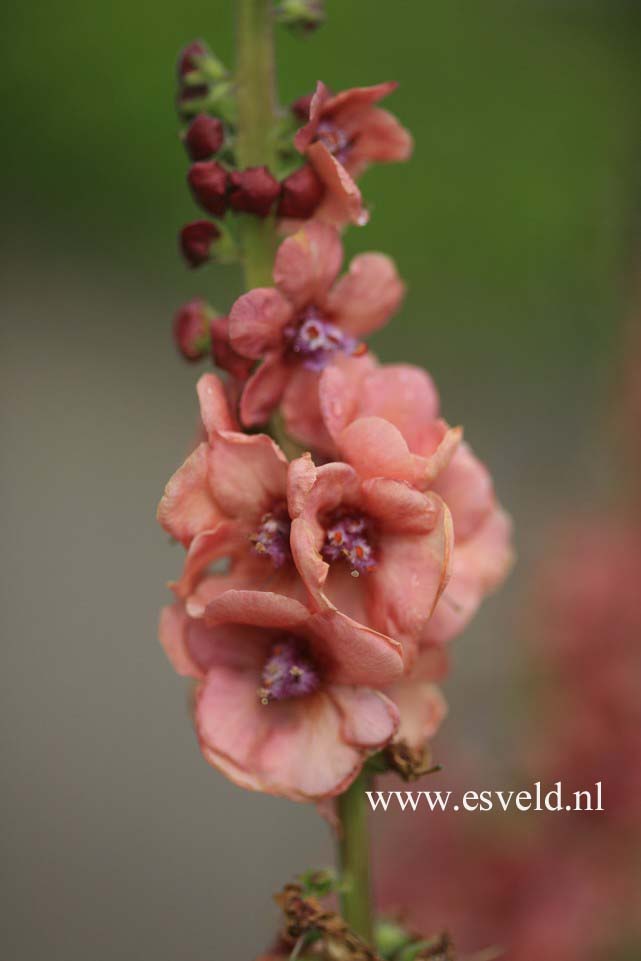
316;120;352;164
258;637;320;704
321;510;377;576
284;306;362;372
250;505;291;568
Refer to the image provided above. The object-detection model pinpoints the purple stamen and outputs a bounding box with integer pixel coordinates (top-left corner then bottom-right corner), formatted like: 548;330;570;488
250;506;291;567
316;120;352;164
258;637;320;704
322;511;377;576
284;306;360;372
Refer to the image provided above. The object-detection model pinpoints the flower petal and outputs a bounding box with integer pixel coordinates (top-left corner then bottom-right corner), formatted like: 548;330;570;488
432;441;495;541
229;288;293;359
280;365;334;453
209;430;288;518
330;686;399;749
337;417;416;483
352;364;440;449
196;372;236;440
308;608;404;687
346;107;413;177
306;143;367;227
387;680;447;750
239;354;291;427
157;443;221;546
360;477;437;534
287;452;318;518
325;81;400;120
273;220;343;309
159;602;204;678
204;589;310;631
328;253;404;337
366;494;453;651
171;520;244;599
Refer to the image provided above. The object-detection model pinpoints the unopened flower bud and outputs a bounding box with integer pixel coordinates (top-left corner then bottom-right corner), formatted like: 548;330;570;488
229;166;281;217
173;299;212;361
276;0;325;33
187;161;228;217
211;314;253;381
184;114;224;161
291;94;313;120
179;220;220;267
278;164;324;219
176;40;209;80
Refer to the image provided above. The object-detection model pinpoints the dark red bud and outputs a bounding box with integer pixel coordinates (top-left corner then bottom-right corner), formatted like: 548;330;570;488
229;166;281;218
211;315;254;381
291;94;313;120
177;40;208;79
187;161;228;217
179;220;220;267
277;164;324;219
173;299;211;361
184;114;224;160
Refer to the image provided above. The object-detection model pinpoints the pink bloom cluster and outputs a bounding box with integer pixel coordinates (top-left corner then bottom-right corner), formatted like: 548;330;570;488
160;79;512;803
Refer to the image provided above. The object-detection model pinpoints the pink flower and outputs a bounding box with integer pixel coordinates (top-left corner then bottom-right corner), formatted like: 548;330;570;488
229;221;404;427
291;81;413;226
157;372;299;601
287;451;453;668
159;589;402;800
386;647;449;750
308;358;513;646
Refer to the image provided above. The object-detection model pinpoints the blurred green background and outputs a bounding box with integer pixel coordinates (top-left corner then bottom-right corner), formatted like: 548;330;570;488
3;2;641;959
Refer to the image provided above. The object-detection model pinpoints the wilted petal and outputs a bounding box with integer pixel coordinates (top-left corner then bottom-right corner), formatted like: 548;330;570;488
306;143;366;227
204;589;310;631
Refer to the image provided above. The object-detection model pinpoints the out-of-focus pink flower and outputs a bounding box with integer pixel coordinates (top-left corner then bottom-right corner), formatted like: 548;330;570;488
288;451;453;667
173;298;212;362
159;589;402;800
292;81;413;226
308;358;513;647
229;221;404;427
157;372;298;600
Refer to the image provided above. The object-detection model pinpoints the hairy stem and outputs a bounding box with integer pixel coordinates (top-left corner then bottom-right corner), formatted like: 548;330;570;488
235;0;278;289
338;770;374;944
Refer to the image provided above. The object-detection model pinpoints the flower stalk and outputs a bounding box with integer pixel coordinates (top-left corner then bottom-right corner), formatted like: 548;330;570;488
337;770;374;944
235;0;278;289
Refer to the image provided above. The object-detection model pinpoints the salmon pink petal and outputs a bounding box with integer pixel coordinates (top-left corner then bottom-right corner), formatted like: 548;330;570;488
413;645;450;682
424;507;513;646
360;478;438;534
306;143;367;227
328;253;404;337
287;452;317;519
239;355;291;427
273;220;343;309
346;107;413;176
229;287;293;359
171;520;244;599
318;355;378;445
209;430;288;518
159;602;205;678
432;442;495;541
308;609;404;686
196;372;236;440
337;417;416;483
366;495;453;647
204;589;310;630
353;365;440;449
294;81;333;152
324;81;399;120
280;366;334;453
253;692;364;800
157;443;221;546
330;687;399;748
414;423;463;489
387;680;447;750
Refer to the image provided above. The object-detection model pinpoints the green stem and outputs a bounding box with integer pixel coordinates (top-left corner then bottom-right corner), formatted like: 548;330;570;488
338;770;374;944
235;0;278;289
